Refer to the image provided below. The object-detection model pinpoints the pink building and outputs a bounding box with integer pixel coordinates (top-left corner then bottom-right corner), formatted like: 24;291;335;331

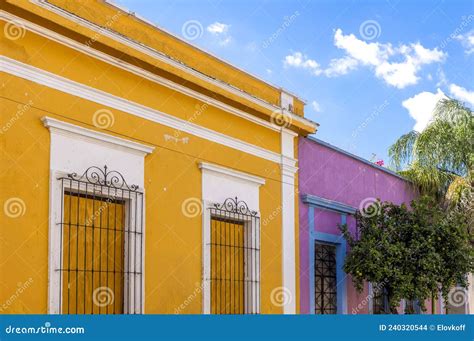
298;137;443;314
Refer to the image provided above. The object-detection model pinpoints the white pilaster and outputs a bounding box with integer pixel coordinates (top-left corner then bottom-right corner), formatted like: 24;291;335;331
280;128;298;314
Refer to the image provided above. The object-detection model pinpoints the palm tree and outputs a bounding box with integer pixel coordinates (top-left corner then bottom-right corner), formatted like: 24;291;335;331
389;98;473;314
389;98;473;207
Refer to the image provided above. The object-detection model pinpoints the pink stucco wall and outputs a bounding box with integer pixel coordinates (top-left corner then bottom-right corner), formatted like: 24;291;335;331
298;137;439;314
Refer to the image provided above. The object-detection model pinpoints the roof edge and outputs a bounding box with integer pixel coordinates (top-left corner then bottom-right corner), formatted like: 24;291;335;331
306;136;409;182
103;0;307;104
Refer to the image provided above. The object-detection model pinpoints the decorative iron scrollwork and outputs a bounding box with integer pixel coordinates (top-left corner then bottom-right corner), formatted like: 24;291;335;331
213;197;258;216
67;165;139;190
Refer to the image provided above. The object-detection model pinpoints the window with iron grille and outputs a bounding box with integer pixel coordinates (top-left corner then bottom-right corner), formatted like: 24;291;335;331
314;242;337;314
372;284;389;314
55;165;143;314
208;197;260;314
404;299;422;314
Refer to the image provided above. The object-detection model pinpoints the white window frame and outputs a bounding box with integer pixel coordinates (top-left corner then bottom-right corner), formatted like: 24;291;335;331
43;116;153;314
199;162;264;314
202;201;260;314
49;172;144;314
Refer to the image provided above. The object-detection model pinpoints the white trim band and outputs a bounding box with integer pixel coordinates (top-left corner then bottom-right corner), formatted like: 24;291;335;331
42;116;155;155
0;11;282;133
29;0;316;130
1;56;292;165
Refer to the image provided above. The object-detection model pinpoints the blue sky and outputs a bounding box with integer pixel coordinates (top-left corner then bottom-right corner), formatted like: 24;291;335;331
116;0;473;165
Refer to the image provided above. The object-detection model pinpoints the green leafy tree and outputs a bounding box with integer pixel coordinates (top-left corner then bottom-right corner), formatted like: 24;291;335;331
340;197;473;314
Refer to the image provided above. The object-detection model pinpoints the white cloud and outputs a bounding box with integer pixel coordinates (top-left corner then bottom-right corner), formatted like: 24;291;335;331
455;30;474;55
284;29;446;89
449;84;474;107
334;29;445;88
324;56;359;77
311;100;322;112
411;43;445;64
375;58;420;88
334;29;390;66
206;22;232;46
207;22;229;35
284;52;322;75
402;89;446;132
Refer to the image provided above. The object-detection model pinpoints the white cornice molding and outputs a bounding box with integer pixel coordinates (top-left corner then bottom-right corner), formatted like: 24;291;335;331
1;56;290;164
42;116;155;155
0;11;281;133
281;162;298;176
28;1;316;131
199;162;265;186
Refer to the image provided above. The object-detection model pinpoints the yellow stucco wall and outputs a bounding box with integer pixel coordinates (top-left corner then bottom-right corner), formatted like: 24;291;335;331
0;4;302;314
45;0;305;115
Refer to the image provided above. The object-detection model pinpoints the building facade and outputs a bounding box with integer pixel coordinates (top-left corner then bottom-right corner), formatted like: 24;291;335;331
298;137;448;314
2;0;469;317
0;0;317;314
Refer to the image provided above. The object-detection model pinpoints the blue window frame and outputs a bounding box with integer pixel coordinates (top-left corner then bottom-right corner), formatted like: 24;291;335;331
303;195;355;314
307;205;348;314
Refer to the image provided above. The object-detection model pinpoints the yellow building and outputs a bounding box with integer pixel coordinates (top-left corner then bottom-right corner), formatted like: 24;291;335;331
0;0;317;314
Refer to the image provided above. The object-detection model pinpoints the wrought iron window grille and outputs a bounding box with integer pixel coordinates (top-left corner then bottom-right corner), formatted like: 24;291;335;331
208;197;260;314
373;284;389;314
314;242;337;314
55;165;143;314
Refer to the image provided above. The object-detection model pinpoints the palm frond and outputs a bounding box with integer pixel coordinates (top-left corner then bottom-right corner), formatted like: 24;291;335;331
399;164;454;198
389;130;419;171
389;98;473;203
